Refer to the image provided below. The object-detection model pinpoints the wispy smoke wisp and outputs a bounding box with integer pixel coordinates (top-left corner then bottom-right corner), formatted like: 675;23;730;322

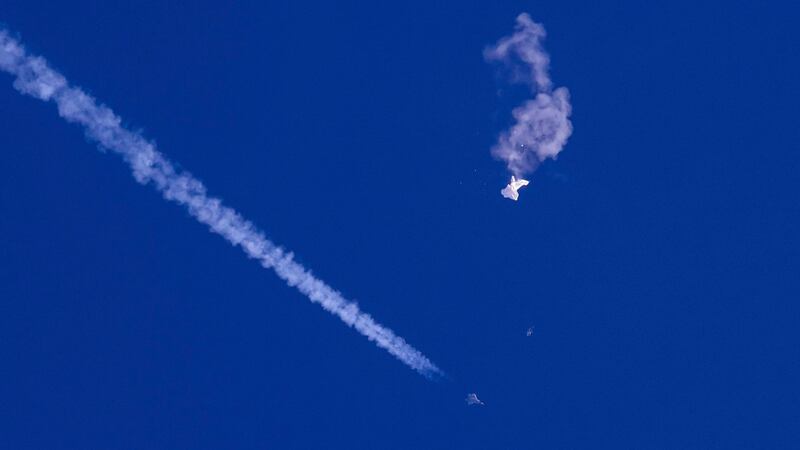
485;13;572;177
0;29;442;378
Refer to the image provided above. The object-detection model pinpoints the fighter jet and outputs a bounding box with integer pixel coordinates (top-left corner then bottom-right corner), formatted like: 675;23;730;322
465;393;485;406
501;176;530;201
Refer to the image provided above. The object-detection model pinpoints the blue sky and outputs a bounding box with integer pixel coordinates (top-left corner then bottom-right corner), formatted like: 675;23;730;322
1;1;798;448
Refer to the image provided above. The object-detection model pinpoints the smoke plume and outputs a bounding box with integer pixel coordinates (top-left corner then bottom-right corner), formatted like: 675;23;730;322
485;13;572;177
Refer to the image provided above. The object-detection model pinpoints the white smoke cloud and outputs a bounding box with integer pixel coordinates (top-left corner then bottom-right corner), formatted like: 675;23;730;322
0;29;442;378
485;13;572;177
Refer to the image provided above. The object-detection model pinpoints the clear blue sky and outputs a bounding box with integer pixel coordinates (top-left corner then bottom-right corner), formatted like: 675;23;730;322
1;1;797;448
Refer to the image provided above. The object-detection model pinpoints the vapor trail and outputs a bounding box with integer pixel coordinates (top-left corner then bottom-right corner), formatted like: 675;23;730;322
0;29;441;378
485;13;572;178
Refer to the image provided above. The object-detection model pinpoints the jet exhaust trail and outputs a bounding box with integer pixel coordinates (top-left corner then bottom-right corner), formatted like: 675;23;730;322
0;29;442;378
485;13;573;180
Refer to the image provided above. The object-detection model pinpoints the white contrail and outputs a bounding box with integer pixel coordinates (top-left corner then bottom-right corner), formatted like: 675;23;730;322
485;13;573;178
0;29;442;378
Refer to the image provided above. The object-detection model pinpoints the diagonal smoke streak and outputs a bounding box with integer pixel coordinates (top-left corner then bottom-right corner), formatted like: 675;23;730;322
485;13;573;178
0;29;442;378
